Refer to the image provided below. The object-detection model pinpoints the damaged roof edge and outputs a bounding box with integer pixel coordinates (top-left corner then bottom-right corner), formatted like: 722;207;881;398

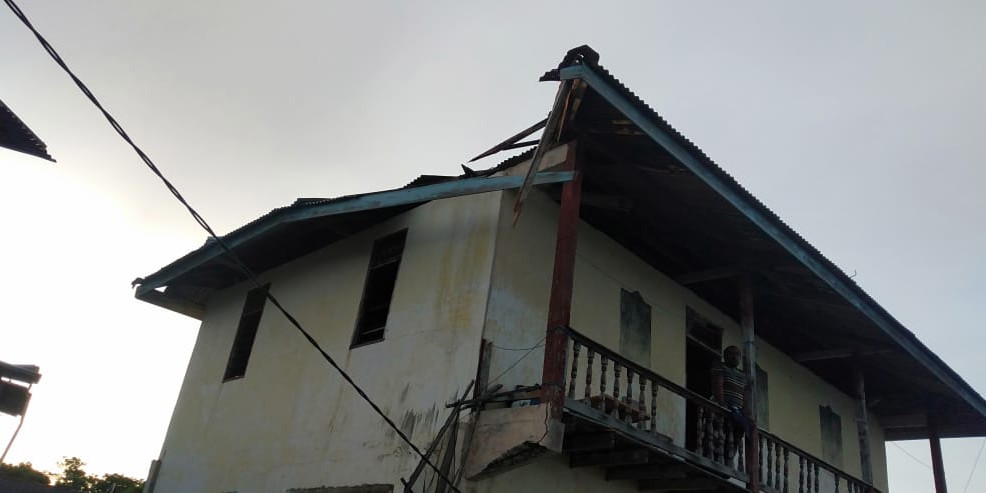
558;62;986;422
134;170;575;298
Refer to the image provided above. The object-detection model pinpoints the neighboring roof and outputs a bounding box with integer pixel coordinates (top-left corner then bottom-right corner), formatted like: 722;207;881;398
0;98;54;162
0;360;41;384
135;46;986;440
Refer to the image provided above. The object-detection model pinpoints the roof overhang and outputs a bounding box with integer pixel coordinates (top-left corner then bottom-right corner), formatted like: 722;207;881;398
133;170;574;317
540;48;986;439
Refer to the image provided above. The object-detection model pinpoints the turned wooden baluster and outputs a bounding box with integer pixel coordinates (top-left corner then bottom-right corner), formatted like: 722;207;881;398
759;436;766;484
650;381;658;434
834;475;840;493
625;369;634;425
799;456;805;493
813;462;819;493
696;406;705;454
738;434;745;472
598;355;608;411
713;415;724;463
612;363;622;419
705;408;715;458
584;348;594;401
760;435;774;486
638;375;646;430
775;441;782;488
725;419;734;468
568;342;580;399
783;446;789;493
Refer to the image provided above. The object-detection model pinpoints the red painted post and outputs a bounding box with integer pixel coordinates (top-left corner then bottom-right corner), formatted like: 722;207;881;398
541;142;582;420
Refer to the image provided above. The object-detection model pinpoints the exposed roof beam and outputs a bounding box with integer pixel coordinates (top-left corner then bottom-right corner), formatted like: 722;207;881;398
135;171;575;297
795;348;894;363
676;265;743;285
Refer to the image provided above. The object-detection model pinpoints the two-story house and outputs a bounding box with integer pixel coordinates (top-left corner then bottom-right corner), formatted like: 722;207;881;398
134;46;986;493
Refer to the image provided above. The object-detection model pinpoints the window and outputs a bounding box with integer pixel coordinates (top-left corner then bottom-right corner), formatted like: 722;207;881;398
619;289;651;366
819;405;844;467
352;230;407;347
223;284;269;381
756;365;769;429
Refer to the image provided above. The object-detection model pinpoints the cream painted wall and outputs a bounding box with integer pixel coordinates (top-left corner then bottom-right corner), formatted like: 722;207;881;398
483;186;890;492
152;174;890;492
153;192;502;493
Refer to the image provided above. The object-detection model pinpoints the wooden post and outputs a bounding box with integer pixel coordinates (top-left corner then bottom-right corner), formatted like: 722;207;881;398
854;366;873;483
929;414;948;493
739;275;759;493
541;142;582;420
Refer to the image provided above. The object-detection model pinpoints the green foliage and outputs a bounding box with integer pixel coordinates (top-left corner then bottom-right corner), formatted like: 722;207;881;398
53;457;145;493
0;461;50;485
55;457;91;491
91;473;144;493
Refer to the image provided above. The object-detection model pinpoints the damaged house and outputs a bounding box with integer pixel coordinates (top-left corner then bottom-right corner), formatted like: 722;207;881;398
134;47;986;493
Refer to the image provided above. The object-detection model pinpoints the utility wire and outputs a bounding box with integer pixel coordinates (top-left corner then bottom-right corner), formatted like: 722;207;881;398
485;336;545;389
962;437;986;493
890;441;932;470
2;1;460;490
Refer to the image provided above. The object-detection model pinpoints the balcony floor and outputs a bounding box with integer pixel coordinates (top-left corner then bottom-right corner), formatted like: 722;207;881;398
564;398;750;492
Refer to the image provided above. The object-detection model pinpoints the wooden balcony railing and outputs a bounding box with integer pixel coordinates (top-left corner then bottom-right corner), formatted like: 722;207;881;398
564;327;745;477
561;327;879;493
759;430;877;493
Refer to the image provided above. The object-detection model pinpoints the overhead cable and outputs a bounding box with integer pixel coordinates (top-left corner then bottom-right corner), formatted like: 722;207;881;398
2;1;459;490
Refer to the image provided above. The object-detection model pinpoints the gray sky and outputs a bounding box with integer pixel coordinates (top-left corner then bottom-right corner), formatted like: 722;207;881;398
2;1;984;491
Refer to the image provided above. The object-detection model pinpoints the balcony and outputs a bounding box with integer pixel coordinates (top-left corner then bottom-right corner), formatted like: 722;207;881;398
556;327;879;493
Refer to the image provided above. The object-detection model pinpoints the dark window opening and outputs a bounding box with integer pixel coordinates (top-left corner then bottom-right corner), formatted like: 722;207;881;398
223;284;269;381
619;289;652;366
756;365;769;429
352;230;407;347
820;404;844;467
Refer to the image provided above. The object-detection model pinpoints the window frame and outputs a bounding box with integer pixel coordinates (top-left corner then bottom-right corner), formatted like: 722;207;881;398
222;283;270;382
350;229;408;349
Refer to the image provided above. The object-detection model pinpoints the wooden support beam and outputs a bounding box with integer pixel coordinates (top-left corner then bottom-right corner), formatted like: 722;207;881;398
569;448;649;468
541;142;583;420
563;431;615;453
929;414;948;493
739;275;760;493
795;347;894;363
638;477;720;492
855;366;874;483
606;463;687;481
676;265;743;285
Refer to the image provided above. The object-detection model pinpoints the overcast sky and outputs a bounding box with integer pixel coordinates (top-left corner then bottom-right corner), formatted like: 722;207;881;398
1;1;984;491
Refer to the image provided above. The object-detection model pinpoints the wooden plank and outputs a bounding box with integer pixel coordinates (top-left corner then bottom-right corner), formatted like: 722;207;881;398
563;431;615;453
606;464;687;481
638;477;721;491
570;448;649;468
676;265;743;285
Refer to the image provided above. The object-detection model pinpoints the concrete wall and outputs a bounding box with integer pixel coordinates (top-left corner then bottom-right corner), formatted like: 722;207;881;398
153;192;502;493
482;185;890;492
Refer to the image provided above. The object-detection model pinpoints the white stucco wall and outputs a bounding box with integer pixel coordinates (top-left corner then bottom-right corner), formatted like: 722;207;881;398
153;192;502;493
151;168;890;492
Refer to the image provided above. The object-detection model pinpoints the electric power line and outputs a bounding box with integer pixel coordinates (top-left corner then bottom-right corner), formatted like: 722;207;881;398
962;437;986;493
2;1;460;490
890;441;932;470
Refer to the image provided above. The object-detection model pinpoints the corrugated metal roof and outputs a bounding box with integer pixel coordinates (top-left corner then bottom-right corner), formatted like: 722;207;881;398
0;98;53;162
